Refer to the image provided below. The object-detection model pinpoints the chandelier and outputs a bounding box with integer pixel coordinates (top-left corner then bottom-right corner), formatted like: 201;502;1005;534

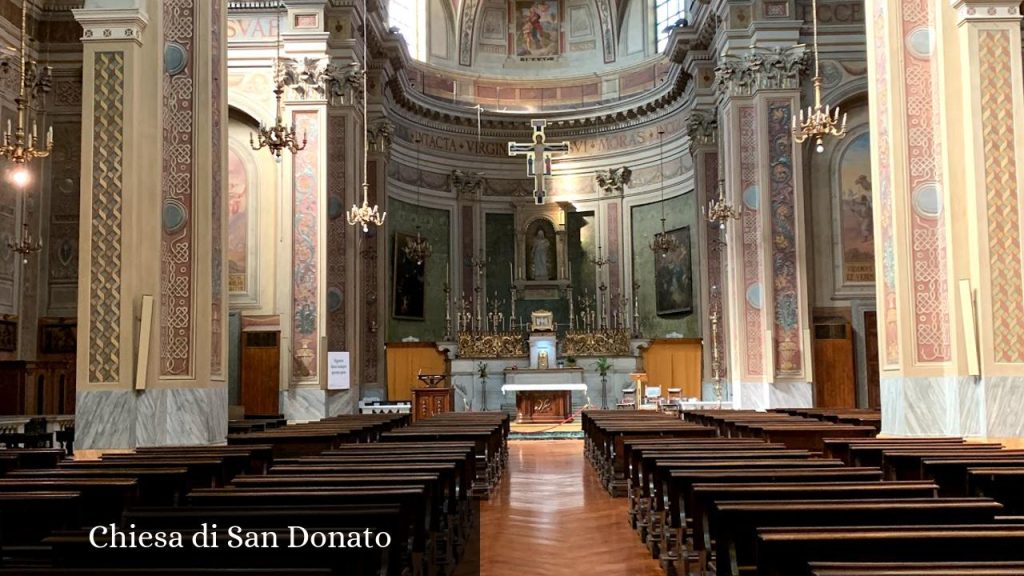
8;220;40;264
250;3;306;160
649;130;679;258
402;137;432;264
346;0;386;232
705;173;741;230
0;0;53;168
791;0;847;152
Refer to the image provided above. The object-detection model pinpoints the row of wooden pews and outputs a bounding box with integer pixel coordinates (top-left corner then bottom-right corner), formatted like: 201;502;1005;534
0;411;504;575
586;408;1024;576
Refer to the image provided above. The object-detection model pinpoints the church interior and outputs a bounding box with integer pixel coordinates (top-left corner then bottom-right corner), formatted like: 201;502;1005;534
0;0;1021;573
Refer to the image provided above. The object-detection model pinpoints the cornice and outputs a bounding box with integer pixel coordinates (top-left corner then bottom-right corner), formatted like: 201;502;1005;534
72;7;148;46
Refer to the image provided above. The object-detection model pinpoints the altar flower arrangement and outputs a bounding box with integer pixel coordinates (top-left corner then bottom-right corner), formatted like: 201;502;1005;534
594;357;612;377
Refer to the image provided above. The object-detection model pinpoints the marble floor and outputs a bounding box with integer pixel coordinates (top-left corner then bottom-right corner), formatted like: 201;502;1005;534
472;440;663;576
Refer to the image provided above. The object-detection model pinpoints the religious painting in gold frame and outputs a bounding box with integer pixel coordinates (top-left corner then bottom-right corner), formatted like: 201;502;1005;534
392;232;426;320
513;0;561;58
654;226;693;316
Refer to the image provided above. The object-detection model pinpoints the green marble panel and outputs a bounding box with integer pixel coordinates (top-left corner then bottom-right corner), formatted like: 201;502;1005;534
631;192;700;337
387;197;450;342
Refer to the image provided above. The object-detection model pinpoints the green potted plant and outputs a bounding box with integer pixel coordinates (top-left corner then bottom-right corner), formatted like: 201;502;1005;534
476;362;488;411
565;355;577;367
594;357;612;409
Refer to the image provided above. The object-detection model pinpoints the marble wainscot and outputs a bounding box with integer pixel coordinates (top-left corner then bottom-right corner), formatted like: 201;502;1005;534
881;375;1024;438
77;386;228;449
731;380;813;410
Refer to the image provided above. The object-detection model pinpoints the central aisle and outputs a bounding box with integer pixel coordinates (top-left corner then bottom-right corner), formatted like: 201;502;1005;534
477;439;664;576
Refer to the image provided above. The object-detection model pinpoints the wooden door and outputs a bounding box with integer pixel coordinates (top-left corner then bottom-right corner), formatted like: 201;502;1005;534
240;330;281;416
863;311;881;408
813;323;856;408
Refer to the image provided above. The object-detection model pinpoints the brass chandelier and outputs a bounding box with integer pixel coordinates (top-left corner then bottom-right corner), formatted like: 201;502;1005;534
346;0;385;232
649;130;679;258
402;136;432;264
8;219;40;264
0;0;53;169
705;170;740;230
791;0;847;152
250;2;306;160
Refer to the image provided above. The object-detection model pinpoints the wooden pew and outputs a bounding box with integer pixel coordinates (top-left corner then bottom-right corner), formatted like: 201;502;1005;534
685;482;940;573
822;437;965;464
754;525;1024;576
0;478;137;524
711;498;1003;576
186;486;431;576
9;467;188;506
969;467;1024;514
809;561;1024;575
45;527;392;576
659;468;885;567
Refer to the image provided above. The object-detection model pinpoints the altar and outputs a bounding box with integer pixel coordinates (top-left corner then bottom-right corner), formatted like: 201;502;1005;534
502;368;586;423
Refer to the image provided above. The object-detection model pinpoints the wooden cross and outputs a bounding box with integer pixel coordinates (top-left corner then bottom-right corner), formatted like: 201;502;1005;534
507;119;569;205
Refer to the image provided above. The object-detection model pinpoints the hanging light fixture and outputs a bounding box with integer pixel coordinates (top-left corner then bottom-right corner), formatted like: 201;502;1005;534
346;0;386;233
649;130;679;258
8;219;41;264
0;0;53;169
402;136;432;264
704;165;741;230
791;0;847;152
250;1;307;160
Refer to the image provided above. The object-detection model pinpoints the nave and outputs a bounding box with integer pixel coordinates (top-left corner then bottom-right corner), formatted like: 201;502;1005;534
477;440;663;576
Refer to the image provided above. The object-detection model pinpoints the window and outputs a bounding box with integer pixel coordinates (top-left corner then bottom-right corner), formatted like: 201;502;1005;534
655;0;687;52
389;0;426;60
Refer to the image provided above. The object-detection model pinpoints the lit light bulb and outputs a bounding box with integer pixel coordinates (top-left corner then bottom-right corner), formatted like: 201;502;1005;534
9;167;30;187
816;142;825;154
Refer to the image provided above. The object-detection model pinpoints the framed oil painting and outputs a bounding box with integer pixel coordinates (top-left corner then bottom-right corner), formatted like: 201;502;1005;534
392;232;426;320
654;226;693;316
514;0;561;58
832;129;876;297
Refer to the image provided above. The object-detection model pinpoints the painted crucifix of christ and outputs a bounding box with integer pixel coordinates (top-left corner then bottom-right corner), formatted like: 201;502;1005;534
508;119;569;205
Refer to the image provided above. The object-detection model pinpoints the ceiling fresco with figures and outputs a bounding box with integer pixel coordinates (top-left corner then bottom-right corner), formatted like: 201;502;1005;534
391;0;654;76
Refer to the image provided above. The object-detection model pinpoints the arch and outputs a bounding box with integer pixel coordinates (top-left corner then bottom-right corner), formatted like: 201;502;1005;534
227;96;273;128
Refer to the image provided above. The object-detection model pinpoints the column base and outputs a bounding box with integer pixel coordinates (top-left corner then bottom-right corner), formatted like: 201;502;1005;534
76;386;228;450
882;375;1024;437
732;380;813;410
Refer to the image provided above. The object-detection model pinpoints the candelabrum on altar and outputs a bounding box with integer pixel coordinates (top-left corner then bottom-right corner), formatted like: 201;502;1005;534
631;282;642;338
710;309;724;408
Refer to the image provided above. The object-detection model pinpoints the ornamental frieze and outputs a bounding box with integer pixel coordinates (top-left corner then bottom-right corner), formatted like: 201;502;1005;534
714;46;807;98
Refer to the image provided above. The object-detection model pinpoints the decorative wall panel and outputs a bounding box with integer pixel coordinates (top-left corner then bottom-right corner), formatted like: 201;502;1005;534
48;122;82;315
767;100;801;375
899;0;949;363
89;52;125;384
326;114;346;352
211;0;224;376
872;2;899;367
739;106;763;377
292;111;320;379
161;0;197;377
979;30;1024;363
705;152;725;376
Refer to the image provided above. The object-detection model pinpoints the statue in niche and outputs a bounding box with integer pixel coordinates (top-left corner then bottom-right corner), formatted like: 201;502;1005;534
526;219;556;281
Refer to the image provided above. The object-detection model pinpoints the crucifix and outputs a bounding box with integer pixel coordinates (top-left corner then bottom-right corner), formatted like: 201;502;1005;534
508;119;569;205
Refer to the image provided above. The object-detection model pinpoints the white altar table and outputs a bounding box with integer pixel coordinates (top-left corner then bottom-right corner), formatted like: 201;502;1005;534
501;383;588;423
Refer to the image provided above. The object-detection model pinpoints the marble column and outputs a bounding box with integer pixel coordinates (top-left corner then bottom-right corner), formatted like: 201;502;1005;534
866;0;1024;437
275;0;339;421
73;0;228;449
717;45;814;409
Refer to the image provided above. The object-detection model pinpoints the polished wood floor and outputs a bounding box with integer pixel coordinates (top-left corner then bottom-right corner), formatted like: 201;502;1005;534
474;440;663;576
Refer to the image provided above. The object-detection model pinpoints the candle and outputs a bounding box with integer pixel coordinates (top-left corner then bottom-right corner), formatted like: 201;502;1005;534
509;261;513;284
47;126;52;145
